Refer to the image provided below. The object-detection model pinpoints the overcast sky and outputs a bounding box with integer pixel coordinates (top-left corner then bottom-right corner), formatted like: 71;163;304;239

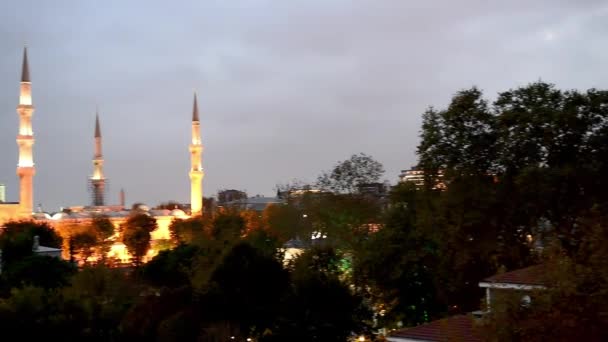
0;0;607;211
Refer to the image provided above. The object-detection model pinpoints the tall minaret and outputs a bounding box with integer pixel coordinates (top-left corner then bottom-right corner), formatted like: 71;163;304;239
16;47;35;215
189;93;204;215
90;112;106;206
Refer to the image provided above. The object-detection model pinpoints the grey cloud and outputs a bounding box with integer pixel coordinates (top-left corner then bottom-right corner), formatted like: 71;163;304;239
0;0;607;209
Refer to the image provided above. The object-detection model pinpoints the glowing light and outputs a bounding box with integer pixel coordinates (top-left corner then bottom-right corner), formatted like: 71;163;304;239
359;336;366;342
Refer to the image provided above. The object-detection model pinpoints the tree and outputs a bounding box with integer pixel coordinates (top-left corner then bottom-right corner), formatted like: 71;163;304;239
354;183;442;326
91;216;115;263
199;242;289;339
0;220;62;267
143;244;201;288
417;107;446;188
267;247;369;341
481;211;608;341
316;153;384;193
1;255;76;290
71;230;98;264
169;216;208;245
122;213;158;266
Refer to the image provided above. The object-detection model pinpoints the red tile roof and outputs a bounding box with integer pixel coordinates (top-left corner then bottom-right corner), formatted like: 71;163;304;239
388;314;482;342
482;265;547;286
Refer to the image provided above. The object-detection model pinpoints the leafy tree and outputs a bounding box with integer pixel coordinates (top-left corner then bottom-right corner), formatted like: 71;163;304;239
354;183;441;326
200;242;289;339
1;255;76;290
122;213;157;266
317;153;384;193
481;211;608;341
169;216;208;245
71;230;98;264
267;247;369;341
143;244;201;288
263;203;303;242
91;216;115;263
0;220;62;266
62;265;139;341
210;210;245;241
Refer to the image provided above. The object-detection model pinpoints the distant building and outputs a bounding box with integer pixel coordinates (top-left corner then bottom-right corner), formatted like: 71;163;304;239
399;166;445;190
222;195;284;212
218;189;248;205
0;184;5;203
357;182;389;197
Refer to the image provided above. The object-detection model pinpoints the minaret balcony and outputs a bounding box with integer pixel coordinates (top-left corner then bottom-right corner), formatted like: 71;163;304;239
17;135;34;141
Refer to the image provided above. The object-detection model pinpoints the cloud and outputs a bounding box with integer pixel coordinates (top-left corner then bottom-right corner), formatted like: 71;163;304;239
0;0;606;209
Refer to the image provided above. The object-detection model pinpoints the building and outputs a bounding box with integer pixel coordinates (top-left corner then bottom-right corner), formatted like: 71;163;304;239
0;184;5;203
399;166;445;190
387;265;547;342
0;48;207;259
386;314;482;342
218;189;248;205
478;264;547;311
221;195;284;212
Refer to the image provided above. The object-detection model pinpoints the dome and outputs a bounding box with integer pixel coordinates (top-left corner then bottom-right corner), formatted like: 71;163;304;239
170;209;186;217
150;209;170;216
52;212;71;220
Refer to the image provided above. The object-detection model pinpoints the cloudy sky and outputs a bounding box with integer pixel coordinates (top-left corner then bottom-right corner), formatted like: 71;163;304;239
0;0;606;211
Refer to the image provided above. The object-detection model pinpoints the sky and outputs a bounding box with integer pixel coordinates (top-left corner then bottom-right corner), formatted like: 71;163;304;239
0;0;607;211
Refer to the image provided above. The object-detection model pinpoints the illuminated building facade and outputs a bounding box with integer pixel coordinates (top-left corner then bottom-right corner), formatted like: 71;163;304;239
399;166;445;190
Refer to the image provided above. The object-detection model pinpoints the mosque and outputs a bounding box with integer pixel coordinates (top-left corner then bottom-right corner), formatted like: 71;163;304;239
0;48;205;245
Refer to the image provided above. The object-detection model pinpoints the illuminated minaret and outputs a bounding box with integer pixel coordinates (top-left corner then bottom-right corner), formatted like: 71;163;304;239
90;112;106;206
189;93;204;215
16;47;35;215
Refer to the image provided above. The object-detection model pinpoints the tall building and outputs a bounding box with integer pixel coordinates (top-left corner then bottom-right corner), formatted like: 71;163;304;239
0;184;5;203
189;93;204;215
16;47;35;215
90;112;106;206
399;166;445;190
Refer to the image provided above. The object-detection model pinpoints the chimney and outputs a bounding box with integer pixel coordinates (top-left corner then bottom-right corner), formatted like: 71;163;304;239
32;235;39;251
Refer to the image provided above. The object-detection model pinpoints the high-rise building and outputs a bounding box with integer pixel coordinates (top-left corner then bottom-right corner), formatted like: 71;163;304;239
189;93;204;215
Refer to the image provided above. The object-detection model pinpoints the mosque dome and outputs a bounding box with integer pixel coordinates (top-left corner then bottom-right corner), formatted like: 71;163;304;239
170;209;186;217
52;212;71;220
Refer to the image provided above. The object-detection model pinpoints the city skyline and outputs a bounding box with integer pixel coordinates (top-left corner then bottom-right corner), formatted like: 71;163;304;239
0;0;607;210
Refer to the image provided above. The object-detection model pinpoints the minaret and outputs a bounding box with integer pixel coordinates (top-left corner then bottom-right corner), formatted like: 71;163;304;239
119;188;125;209
90;112;106;206
16;47;35;215
189;93;204;215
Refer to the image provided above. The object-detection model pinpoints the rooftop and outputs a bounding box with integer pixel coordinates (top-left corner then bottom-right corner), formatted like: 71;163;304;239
481;264;547;286
388;314;482;342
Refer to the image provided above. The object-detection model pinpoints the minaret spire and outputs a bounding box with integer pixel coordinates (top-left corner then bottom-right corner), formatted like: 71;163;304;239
95;109;101;138
21;47;30;82
189;92;204;215
90;111;106;206
192;92;199;122
16;46;35;216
